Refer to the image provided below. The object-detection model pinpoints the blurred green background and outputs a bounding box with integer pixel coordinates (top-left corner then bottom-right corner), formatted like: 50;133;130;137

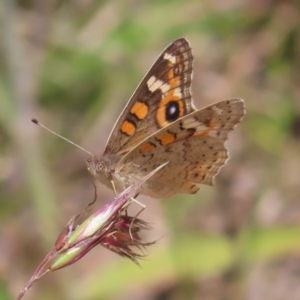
1;0;300;299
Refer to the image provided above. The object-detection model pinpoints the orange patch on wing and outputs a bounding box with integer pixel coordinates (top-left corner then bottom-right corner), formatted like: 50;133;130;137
157;132;176;145
140;143;156;153
176;56;183;73
168;68;179;89
156;63;184;128
121;120;136;136
156;107;168;127
130;102;148;120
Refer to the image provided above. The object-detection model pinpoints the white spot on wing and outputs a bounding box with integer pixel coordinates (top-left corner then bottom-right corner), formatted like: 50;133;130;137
147;76;170;93
164;52;176;64
181;117;195;127
195;125;210;133
173;87;182;98
160;83;171;94
207;130;219;138
147;76;156;88
212;106;223;115
182;118;208;132
147;76;163;92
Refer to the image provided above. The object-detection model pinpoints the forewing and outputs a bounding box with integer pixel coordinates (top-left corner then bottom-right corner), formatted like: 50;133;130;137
104;38;196;156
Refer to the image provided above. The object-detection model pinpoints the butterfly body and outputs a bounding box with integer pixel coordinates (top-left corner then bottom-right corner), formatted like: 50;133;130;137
86;38;246;198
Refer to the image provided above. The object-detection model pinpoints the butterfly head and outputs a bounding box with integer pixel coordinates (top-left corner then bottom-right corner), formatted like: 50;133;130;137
85;156;114;183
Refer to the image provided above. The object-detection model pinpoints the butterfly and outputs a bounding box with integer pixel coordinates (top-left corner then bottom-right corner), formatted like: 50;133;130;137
86;38;245;199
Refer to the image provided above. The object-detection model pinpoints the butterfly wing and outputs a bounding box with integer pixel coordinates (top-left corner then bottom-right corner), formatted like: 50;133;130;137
116;99;246;198
104;38;196;156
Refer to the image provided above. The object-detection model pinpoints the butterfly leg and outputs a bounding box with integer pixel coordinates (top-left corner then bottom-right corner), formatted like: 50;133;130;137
128;198;146;240
75;180;98;224
83;180;97;216
111;180;118;196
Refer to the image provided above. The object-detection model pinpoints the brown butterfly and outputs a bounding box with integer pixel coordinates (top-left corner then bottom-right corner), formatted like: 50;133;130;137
86;38;245;198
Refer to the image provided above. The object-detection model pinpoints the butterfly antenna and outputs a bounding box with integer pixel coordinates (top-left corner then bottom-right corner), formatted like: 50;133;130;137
31;118;94;156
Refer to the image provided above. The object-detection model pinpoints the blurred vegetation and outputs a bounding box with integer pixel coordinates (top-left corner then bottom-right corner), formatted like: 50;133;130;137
1;0;300;299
